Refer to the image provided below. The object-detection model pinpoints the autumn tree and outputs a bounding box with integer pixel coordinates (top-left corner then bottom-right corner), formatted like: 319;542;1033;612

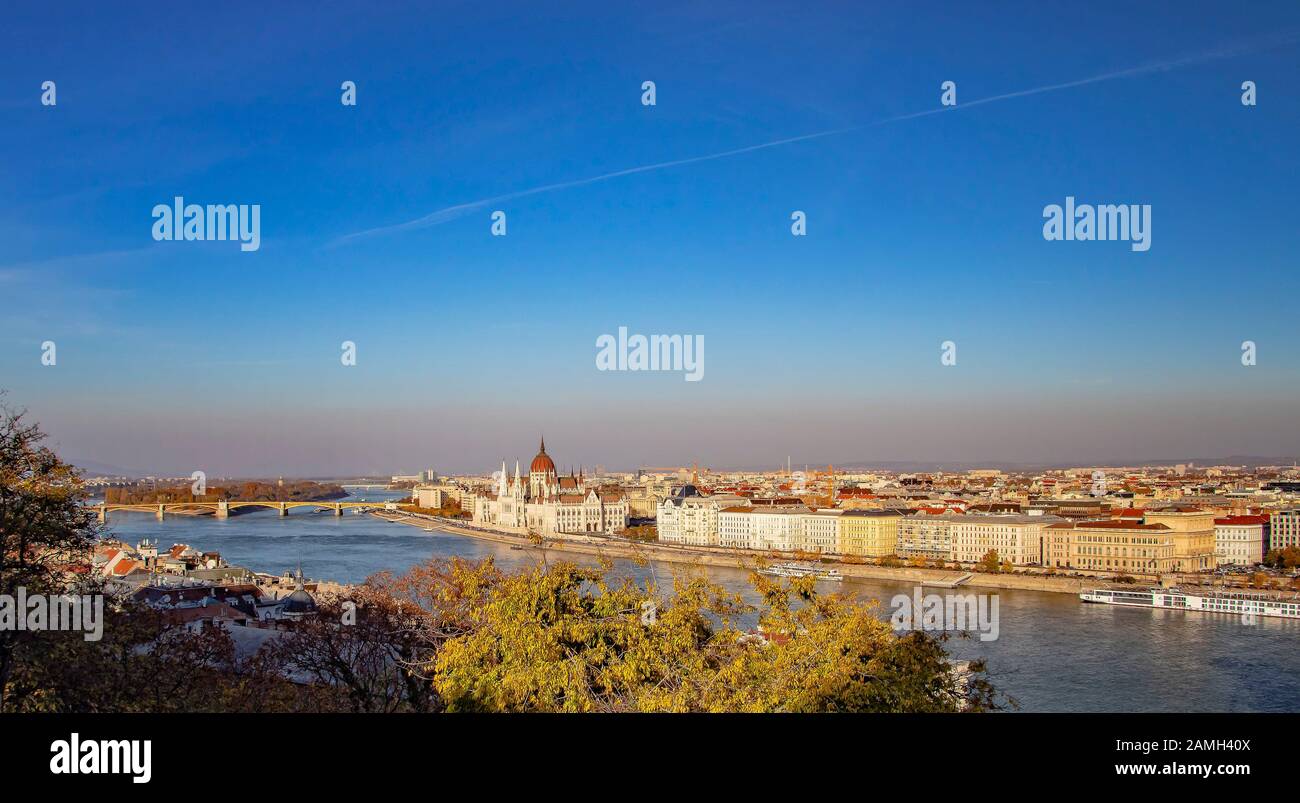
1264;547;1300;571
270;559;501;712
0;399;100;710
429;558;1003;712
6;595;340;713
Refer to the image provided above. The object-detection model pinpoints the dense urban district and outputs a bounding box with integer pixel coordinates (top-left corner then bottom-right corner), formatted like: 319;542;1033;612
424;438;1300;581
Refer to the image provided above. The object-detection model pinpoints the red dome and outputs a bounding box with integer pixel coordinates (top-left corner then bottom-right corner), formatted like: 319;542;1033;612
530;437;556;474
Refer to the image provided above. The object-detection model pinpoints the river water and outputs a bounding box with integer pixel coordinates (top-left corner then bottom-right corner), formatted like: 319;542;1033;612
99;490;1300;712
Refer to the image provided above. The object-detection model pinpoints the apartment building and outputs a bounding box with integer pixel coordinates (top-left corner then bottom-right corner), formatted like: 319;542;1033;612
897;513;962;560
716;505;813;552
656;492;750;547
837;509;902;557
750;506;811;551
1044;520;1176;574
797;509;843;554
949;514;1059;566
1269;509;1300;551
413;485;451;508
719;507;756;550
1213;515;1268;566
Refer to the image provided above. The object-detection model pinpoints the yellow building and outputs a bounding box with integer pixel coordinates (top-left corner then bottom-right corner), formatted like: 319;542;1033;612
1044;521;1176;574
1142;507;1216;572
837;510;901;557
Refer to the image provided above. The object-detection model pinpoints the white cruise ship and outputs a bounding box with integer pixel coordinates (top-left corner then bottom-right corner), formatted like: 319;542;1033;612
1081;586;1300;620
757;562;843;582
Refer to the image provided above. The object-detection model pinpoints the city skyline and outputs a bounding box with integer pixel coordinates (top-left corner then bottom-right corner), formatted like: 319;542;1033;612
4;1;1300;474
63;438;1300;482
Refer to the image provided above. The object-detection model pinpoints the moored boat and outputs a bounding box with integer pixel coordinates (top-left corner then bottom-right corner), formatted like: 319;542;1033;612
757;562;843;581
1080;585;1300;620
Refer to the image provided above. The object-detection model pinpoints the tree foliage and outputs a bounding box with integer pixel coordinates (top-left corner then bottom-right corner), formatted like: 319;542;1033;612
0;400;100;709
430;559;1003;712
1264;547;1300;571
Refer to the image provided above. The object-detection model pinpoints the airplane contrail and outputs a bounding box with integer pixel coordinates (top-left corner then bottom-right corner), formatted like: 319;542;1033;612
333;32;1299;246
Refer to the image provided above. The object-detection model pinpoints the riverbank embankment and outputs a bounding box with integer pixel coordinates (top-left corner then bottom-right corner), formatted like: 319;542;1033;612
372;512;1091;596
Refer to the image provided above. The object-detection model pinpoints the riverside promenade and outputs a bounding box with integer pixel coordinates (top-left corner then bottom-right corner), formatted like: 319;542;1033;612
371;510;1091;596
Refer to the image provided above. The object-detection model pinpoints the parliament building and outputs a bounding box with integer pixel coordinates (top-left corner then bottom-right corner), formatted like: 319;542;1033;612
472;438;629;536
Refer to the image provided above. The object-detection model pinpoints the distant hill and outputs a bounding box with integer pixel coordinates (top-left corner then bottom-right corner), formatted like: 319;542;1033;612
68;458;141;477
827;456;1300;472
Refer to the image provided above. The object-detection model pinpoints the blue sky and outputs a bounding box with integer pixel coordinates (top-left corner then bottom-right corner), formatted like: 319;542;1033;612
2;1;1299;475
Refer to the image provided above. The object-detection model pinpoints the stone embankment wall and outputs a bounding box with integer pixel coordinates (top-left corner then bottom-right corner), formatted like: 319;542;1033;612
384;512;1093;596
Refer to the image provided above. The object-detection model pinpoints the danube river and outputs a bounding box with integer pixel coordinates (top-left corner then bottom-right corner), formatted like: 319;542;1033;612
100;490;1300;713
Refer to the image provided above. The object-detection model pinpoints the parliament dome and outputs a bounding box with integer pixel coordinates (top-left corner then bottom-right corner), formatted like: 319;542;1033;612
530;437;556;474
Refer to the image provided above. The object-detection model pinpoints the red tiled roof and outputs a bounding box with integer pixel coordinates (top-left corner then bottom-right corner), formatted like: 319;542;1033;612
1215;515;1269;526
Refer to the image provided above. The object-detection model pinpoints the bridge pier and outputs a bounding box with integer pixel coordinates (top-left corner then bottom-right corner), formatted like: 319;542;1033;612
97;504;107;523
279;503;288;517
156;504;165;520
334;504;343;517
216;501;229;519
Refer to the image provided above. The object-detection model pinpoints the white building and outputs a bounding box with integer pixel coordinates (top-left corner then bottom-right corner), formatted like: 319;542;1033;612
472;438;628;536
1214;515;1267;566
744;506;811;551
657;489;750;547
719;506;756;550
